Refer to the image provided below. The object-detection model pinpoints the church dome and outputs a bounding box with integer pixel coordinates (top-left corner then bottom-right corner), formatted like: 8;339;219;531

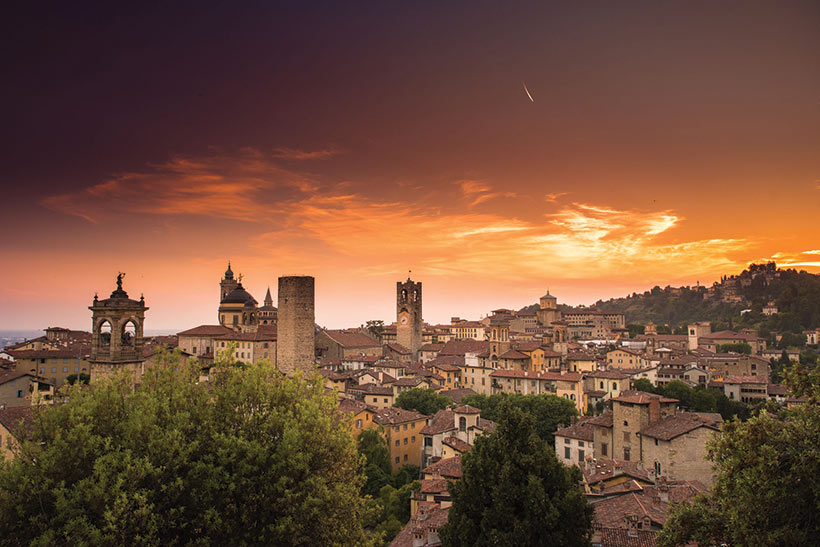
221;285;255;304
224;263;234;279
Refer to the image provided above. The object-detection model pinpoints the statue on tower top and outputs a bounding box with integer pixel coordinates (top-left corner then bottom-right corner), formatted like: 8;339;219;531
117;272;126;291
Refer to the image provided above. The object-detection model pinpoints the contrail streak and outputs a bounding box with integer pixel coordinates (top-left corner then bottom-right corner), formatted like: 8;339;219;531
523;81;534;102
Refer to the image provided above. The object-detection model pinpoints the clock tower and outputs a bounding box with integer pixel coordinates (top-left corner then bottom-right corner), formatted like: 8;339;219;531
396;277;422;361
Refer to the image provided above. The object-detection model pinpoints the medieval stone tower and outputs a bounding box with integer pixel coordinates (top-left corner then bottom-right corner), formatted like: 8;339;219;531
397;278;422;360
489;317;511;362
276;276;315;375
89;273;148;385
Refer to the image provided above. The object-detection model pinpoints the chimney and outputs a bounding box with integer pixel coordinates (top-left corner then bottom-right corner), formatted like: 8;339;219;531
649;398;660;424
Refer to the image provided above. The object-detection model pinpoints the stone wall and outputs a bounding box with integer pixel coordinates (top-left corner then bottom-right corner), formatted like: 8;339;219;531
276;276;315;375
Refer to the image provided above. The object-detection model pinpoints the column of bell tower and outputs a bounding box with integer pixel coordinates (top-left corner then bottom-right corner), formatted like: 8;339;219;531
396;278;422;361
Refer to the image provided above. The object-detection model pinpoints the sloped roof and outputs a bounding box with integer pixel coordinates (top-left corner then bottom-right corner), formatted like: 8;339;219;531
322;330;380;348
613;391;677;404
442;436;471;453
177;325;234;336
553;417;595;442
639;412;721;441
373;407;427;425
421;457;462;479
439;339;490;356
421;409;456;435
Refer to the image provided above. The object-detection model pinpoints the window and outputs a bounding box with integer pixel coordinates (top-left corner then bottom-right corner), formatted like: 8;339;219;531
624;420;628;426
411;423;415;429
394;426;400;432
395;440;400;447
395;457;400;463
355;419;362;428
404;438;408;445
565;438;570;445
601;443;608;456
578;441;584;447
623;431;630;442
411;436;415;442
600;381;604;389
564;447;571;459
404;454;408;462
193;347;197;354
424;437;432;447
384;398;388;403
16;390;23;398
613;382;618;390
654;461;661;475
63;367;68;373
623;447;631;461
403;424;408;430
654;438;658;446
578;449;585;462
459;417;467;432
51;368;56;373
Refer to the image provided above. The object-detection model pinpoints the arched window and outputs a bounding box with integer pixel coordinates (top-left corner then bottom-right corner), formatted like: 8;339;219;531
459;416;467;432
121;320;137;349
401;289;408;301
98;320;112;352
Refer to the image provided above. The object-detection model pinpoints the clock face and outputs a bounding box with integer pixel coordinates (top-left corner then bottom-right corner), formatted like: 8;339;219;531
400;316;408;325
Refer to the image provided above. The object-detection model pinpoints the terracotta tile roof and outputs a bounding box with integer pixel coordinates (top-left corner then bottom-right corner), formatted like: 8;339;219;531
337;398;374;415
720;375;768;384
8;348;88;359
593;482;703;529
177;325;234;336
348;384;394;396
583;459;652;487
767;383;789;396
586;412;614;427
0;406;36;440
342;354;381;363
0;369;33;385
612;391;677;404
475;417;496;433
390;505;449;547
322;330;380;348
598;528;658;547
420;343;444;352
639;412;722;441
421;409;456;435
700;329;763;341
428;355;465;367
567;352;597;360
394;376;425;387
373;407;427;426
498;349;529;360
419;478;448;495
431;362;460;372
553;417;595;442
452;404;481;415
421;457;462;479
439;339;490;356
585;390;607;398
439;388;476;403
442;436;471;453
385;342;411;354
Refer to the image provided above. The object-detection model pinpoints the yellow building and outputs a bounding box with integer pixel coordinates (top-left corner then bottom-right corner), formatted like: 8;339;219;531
606;348;647;368
374;407;428;471
458;363;494;395
0;406;33;460
489;370;585;412
338;398;377;440
449;321;486;341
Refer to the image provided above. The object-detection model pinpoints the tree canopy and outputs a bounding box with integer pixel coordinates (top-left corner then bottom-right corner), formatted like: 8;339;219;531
658;363;820;547
462;392;577;447
0;350;373;546
394;388;452;415
439;402;593;546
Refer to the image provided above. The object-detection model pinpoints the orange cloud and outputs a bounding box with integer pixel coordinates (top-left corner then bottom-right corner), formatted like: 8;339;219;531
272;146;343;160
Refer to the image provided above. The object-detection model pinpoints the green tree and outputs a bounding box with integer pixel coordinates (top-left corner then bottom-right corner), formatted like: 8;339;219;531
394;388;452;415
659;363;820;547
626;323;645;338
630;378;656;393
365;320;385;340
65;372;90;385
439;403;593;546
0;350;374;546
358;428;392;497
716;342;752;354
462;393;577;447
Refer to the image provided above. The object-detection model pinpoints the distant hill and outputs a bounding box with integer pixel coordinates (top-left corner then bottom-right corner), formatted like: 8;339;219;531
521;263;820;336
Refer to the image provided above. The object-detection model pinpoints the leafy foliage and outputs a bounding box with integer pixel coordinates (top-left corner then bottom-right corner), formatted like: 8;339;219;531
658;363;820;547
629;380;750;421
65;373;90;385
462;392;578;448
716;342;751;354
394;388;452;415
439;402;593;546
0;350;374;546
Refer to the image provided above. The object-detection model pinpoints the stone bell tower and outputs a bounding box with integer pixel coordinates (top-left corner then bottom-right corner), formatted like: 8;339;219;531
89;273;148;385
397;278;422;361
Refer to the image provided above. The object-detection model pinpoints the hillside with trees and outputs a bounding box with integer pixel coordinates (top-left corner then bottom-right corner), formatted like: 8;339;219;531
520;263;820;342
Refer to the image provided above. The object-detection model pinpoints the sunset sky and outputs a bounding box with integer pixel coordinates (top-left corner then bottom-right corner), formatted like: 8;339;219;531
2;1;819;331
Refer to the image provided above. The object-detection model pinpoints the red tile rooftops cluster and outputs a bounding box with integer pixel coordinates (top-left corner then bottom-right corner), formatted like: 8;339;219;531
438;387;476;403
385;342;410;354
498;349;529;360
439;339;490;356
612;390;677;404
489;369;583;381
586;412;614;427
347;383;393;396
419;343;444;352
342;354;380;363
0;406;36;438
583;458;652;486
587;369;633;379
373;407;426;425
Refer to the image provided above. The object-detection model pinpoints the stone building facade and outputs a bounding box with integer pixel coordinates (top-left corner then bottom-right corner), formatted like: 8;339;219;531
397;278;423;360
276;275;315;375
